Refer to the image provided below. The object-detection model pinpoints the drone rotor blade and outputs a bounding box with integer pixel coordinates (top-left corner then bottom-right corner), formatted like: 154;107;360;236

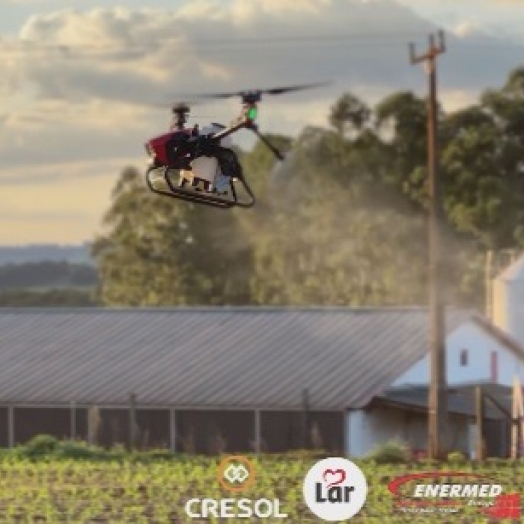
175;81;331;102
195;91;244;99
262;81;332;95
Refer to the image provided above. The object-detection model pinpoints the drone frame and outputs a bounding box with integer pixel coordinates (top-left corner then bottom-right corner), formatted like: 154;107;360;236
146;100;280;209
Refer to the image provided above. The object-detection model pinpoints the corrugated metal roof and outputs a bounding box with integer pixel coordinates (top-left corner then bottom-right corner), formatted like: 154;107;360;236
0;307;473;410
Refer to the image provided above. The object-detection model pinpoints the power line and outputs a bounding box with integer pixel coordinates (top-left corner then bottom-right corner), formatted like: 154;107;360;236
0;32;522;57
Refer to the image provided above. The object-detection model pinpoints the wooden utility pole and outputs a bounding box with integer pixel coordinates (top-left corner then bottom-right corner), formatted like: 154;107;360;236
302;389;310;449
511;376;524;459
129;392;137;451
409;30;448;460
475;386;485;460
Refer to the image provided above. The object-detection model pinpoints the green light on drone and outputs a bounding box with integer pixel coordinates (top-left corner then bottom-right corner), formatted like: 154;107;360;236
247;107;258;120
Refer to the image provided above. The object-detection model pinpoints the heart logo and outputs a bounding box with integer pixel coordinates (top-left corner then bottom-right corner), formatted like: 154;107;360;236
323;469;346;488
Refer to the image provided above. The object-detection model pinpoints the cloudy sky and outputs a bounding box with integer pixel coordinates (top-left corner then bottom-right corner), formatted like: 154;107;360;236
1;0;524;245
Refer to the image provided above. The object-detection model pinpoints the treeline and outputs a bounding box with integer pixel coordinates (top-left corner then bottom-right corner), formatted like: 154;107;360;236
0;262;99;306
0;262;98;290
0;289;98;307
0;244;92;265
92;68;524;309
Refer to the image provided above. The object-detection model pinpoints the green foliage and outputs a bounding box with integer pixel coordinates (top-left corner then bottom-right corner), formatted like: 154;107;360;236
55;441;105;460
137;449;175;462
365;440;411;464
0;262;98;290
23;435;59;457
447;451;467;464
93;68;524;308
329;93;371;136
9;436;178;462
92;166;252;306
0;289;98;306
0;455;520;521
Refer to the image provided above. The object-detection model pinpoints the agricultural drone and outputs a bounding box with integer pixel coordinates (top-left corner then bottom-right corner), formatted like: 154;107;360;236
144;82;327;209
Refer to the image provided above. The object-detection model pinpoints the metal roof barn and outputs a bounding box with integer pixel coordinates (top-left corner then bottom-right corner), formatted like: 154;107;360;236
0;306;472;410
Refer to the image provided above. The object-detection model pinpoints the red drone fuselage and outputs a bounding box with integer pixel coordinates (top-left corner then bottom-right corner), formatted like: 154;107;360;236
146;128;193;167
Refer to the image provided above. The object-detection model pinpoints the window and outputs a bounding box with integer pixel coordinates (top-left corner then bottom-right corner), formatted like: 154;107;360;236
460;349;468;367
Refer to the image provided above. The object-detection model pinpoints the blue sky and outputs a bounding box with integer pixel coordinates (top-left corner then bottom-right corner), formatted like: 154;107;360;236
1;0;524;244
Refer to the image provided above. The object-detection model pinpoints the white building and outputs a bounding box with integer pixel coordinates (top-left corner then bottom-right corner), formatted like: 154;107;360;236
492;252;524;348
347;253;524;458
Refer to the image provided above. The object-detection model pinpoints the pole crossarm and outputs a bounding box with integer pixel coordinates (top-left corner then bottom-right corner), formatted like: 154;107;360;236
409;30;446;64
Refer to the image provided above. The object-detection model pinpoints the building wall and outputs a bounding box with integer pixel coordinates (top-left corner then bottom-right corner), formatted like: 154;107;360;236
392;321;524;387
346;407;470;457
176;410;255;454
0;408;7;447
0;405;344;454
493;278;524;348
14;408;88;445
260;411;344;453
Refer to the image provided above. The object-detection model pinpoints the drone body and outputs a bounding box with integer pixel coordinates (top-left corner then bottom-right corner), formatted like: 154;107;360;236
144;82;328;209
145;118;255;209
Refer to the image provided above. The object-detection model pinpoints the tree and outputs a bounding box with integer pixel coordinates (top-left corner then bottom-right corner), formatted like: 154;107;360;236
92;166;252;306
0;289;98;306
248;125;433;306
329;93;371;137
92;69;524;310
374;91;428;200
439;70;524;251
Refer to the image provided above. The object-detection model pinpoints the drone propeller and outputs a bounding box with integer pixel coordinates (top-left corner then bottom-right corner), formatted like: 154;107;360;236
190;81;331;101
172;102;191;113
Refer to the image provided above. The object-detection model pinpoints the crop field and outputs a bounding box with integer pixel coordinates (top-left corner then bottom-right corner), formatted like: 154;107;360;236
0;454;522;523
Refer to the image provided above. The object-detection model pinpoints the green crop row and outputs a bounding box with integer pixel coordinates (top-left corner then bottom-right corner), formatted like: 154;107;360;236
0;453;521;523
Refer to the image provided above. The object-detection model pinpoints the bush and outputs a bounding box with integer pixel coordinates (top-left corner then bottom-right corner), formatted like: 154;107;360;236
142;449;174;461
0;438;210;463
23;435;59;457
55;440;104;460
447;451;467;464
366;440;410;464
103;443;127;462
278;450;328;460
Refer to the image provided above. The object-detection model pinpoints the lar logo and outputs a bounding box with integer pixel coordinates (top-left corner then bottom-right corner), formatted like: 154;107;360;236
217;455;256;493
303;457;368;521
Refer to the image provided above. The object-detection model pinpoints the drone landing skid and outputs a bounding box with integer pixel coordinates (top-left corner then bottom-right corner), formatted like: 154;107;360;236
146;167;255;209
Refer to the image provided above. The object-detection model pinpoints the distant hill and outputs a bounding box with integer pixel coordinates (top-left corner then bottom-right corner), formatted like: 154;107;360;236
0;262;98;290
0;244;94;266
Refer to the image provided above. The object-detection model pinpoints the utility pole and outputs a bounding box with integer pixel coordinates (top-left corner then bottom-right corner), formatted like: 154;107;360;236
409;30;448;460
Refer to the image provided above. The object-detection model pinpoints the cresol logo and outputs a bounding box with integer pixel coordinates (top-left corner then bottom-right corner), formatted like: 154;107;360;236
185;455;288;519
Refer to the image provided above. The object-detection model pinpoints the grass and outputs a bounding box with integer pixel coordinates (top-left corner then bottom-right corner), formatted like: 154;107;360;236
0;450;522;523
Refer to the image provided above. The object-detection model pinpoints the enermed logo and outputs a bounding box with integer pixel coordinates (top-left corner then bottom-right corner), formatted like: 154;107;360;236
388;472;521;519
303;457;368;521
185;455;288;519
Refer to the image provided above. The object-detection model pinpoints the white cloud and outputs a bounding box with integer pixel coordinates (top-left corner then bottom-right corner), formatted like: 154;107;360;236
452;21;482;38
1;0;523;242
